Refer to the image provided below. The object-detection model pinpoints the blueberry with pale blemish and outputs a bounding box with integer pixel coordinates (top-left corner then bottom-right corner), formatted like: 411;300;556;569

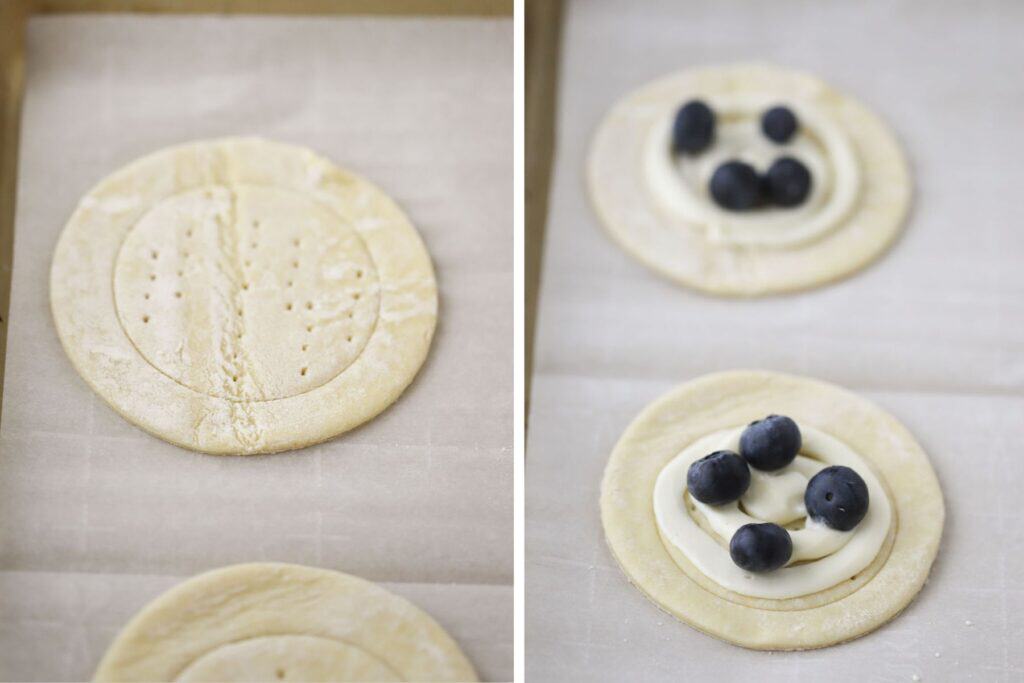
740;414;801;471
761;105;798;143
730;522;792;573
805;465;869;531
686;450;751;505
672;100;715;155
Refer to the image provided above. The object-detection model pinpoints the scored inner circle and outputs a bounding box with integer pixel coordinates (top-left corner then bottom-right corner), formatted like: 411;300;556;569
114;183;380;402
176;635;401;682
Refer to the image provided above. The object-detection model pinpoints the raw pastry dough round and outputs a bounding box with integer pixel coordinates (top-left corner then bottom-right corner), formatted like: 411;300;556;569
600;370;943;650
93;563;478;682
51;138;437;454
587;63;912;296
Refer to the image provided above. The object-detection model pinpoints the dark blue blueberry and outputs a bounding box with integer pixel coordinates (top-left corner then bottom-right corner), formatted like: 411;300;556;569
764;156;812;207
740;415;801;471
805;465;869;531
761;106;799;143
672;100;715;155
729;523;793;573
709;160;762;211
686;450;751;505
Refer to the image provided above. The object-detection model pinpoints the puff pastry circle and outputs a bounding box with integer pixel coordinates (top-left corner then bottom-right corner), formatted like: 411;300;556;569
600;370;943;650
51;138;437;454
93;563;478;682
587;63;912;296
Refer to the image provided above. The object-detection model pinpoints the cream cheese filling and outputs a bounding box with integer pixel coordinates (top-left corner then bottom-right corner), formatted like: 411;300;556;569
653;425;891;599
643;94;861;248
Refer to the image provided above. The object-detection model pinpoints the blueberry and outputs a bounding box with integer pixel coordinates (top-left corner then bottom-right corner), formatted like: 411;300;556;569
739;415;801;471
761;106;798;144
729;523;792;573
672;100;715;155
805;465;869;531
686;450;751;505
709;160;762;211
764;157;812;207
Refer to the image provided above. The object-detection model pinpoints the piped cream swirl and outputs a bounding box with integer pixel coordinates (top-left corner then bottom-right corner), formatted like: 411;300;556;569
653;425;891;599
643;94;861;248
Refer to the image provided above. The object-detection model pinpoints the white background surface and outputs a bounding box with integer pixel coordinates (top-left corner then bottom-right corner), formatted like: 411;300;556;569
527;1;1024;680
0;14;512;681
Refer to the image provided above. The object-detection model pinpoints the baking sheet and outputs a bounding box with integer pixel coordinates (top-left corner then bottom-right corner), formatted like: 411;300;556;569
526;0;1024;680
0;14;512;681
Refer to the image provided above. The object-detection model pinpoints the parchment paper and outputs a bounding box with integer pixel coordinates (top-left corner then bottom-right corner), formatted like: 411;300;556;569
527;0;1024;680
0;14;512;681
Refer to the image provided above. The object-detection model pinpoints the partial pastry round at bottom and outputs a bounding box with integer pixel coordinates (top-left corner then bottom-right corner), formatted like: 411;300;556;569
600;370;944;650
93;563;478;682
